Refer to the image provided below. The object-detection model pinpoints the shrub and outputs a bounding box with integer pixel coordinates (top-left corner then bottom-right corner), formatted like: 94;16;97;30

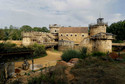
30;43;47;57
70;57;125;84
61;49;82;62
28;65;68;84
91;52;106;57
8;79;22;84
80;47;87;58
0;42;33;62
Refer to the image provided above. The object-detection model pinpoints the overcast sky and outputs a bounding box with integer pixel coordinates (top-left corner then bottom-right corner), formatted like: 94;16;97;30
0;0;124;28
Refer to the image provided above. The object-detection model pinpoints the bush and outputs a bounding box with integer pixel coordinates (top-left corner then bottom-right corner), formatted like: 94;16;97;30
8;79;22;84
30;43;47;57
28;65;68;84
0;42;33;62
113;40;124;43
91;52;106;57
70;57;125;84
61;49;82;62
80;47;87;58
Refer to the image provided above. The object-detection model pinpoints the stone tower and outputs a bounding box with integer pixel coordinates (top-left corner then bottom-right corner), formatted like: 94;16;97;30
81;18;115;53
90;33;115;53
89;18;107;36
49;24;60;34
49;24;61;41
89;18;114;53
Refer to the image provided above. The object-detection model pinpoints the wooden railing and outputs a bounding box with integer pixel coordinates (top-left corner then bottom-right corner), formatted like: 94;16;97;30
112;43;125;46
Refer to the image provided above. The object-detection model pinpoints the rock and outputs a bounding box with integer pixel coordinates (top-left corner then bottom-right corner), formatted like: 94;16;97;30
67;62;74;67
69;58;79;64
56;61;68;67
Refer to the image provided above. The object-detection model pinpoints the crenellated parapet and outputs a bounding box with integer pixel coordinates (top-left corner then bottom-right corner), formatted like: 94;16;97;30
90;32;115;40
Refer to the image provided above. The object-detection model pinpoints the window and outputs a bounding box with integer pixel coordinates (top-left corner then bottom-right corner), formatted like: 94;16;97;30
82;35;84;37
61;34;63;36
55;30;57;32
66;34;68;36
75;35;77;36
71;34;72;36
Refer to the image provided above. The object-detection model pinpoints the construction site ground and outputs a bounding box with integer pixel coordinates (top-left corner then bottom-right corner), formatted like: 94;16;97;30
15;50;62;69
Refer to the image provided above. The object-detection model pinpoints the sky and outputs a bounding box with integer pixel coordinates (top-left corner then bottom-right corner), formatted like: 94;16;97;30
0;0;124;28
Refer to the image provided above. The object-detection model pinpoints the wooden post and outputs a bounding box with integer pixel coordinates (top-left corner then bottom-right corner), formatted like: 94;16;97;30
32;54;34;71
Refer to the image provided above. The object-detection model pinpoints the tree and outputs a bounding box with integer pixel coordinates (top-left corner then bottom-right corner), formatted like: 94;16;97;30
41;27;49;32
0;29;5;40
33;27;43;32
20;25;32;32
107;20;125;41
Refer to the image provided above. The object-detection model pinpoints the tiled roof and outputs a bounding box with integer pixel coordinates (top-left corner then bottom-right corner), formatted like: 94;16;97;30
59;27;88;33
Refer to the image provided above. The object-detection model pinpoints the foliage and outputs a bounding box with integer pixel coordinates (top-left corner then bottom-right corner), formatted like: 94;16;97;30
91;52;106;57
0;42;47;62
113;40;124;43
61;49;82;62
70;57;125;84
8;79;22;84
107;20;125;41
0;25;49;40
80;47;87;58
28;65;67;84
0;42;33;62
20;25;32;32
30;43;47;57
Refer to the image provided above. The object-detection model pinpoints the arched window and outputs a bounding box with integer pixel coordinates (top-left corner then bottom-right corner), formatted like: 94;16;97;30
66;34;68;36
61;34;63;36
71;34;72;36
82;35;84;37
55;30;57;32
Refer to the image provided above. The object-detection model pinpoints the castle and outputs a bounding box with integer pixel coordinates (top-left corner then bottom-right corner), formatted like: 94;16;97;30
22;18;115;53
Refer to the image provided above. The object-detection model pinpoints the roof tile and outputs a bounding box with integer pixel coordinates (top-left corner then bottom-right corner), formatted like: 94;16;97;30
59;27;88;33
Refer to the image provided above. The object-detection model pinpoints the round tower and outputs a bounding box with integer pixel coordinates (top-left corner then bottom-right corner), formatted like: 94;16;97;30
89;18;107;36
49;24;61;41
49;24;60;35
90;33;115;53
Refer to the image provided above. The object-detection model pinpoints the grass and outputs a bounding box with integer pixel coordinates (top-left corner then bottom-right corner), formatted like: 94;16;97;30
91;52;106;57
70;57;125;84
28;65;68;84
61;49;82;62
61;47;87;62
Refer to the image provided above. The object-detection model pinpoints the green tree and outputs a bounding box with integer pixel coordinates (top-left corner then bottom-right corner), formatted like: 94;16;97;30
33;27;43;32
0;29;5;40
20;25;32;32
107;20;125;41
41;27;49;32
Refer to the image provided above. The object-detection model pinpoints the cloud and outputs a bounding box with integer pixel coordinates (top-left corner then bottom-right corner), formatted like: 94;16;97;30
0;0;124;28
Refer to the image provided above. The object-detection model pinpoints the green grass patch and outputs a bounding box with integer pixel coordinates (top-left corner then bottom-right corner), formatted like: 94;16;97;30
91;52;106;57
61;49;82;62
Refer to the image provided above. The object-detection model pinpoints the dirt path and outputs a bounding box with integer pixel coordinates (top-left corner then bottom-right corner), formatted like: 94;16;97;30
15;51;62;68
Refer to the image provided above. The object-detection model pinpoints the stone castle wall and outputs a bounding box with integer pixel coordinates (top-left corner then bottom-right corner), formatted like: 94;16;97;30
59;33;88;44
90;25;106;36
58;40;74;51
22;18;114;53
22;32;55;46
93;40;112;53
